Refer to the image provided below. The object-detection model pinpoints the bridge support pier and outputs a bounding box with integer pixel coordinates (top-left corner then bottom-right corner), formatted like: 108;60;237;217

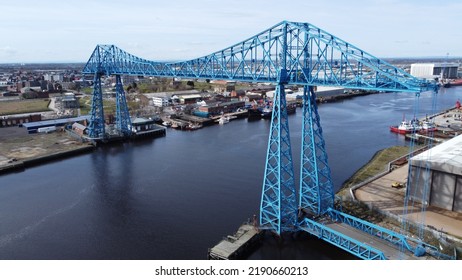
299;86;334;215
115;75;132;136
88;73;105;139
259;73;298;235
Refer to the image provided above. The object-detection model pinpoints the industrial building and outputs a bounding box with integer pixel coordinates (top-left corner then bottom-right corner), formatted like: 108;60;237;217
408;135;462;213
0;114;41;127
410;63;459;79
152;96;169;107
21;115;90;134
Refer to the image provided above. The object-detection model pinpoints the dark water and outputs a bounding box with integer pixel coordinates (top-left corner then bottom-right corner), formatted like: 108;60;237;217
1;87;462;260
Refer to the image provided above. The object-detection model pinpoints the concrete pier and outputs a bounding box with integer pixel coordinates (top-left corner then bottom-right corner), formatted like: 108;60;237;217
208;223;261;260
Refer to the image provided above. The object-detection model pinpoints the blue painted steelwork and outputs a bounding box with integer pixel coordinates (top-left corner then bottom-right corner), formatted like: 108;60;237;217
300;217;387;260
82;21;436;93
115;75;132;136
88;73;105;139
299;86;334;215
82;21;436;139
327;208;454;259
260;70;298;234
328;208;413;252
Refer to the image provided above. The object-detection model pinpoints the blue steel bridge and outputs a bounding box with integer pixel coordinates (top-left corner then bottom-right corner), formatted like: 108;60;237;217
82;21;448;259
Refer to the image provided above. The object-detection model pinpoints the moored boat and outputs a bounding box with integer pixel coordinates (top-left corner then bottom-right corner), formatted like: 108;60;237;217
187;123;203;130
287;103;297;115
247;108;262;120
217;115;230;125
420;120;436;133
390;120;421;134
390;119;436;134
450;79;462;87
261;107;272;119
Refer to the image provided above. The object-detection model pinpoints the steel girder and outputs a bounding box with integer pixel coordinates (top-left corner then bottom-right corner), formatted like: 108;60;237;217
259;71;298;234
299;217;387;260
82;21;436;93
83;45;166;76
88;73;105;139
115;75;132;136
327;208;454;259
328;208;413;252
299;86;334;215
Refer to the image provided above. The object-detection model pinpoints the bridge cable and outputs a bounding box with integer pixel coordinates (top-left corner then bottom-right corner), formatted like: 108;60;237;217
400;92;420;255
401;89;438;256
418;90;438;240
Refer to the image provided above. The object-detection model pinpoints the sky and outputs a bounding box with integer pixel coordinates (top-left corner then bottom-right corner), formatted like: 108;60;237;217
1;0;461;63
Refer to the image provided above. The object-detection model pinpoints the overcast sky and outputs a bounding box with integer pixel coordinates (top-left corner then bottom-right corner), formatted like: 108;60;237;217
1;0;461;63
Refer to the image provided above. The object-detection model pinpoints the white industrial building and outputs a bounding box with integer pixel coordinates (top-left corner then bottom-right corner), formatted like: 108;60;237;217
408;135;462;213
152;97;169;107
265;86;344;101
410;63;459;79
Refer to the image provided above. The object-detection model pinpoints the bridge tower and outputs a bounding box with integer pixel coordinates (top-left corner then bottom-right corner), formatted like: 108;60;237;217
88;73;105;139
114;75;132;136
259;71;298;234
299;86;334;215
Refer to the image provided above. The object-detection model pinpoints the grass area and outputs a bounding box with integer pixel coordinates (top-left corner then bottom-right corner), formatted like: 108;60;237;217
192;81;212;91
0;99;51;116
339;145;418;194
78;97;91;115
79;96;139;115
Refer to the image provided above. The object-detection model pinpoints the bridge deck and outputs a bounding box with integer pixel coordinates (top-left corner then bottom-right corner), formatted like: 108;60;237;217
324;221;417;260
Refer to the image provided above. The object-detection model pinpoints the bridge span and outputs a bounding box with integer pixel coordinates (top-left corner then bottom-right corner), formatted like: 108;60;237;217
82;20;451;259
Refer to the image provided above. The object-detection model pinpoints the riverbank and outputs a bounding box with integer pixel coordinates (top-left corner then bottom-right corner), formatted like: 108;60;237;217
316;89;378;104
338;145;417;198
0;128;94;175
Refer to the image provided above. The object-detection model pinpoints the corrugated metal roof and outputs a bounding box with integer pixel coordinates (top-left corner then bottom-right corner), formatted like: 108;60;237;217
179;94;202;99
22;115;90;129
411;134;462;174
131;117;152;124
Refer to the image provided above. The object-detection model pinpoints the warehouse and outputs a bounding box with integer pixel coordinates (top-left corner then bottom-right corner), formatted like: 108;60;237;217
410;63;458;79
408;135;462;213
21;115;90;134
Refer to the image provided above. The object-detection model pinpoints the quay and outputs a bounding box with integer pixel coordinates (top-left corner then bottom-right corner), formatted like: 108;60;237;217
343;106;462;257
208;223;262;260
96;123;166;143
0;129;95;175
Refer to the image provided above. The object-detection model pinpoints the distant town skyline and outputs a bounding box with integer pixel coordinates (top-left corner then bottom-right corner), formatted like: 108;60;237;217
1;0;461;63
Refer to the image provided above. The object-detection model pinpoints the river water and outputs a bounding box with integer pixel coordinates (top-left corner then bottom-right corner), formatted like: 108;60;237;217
0;87;461;260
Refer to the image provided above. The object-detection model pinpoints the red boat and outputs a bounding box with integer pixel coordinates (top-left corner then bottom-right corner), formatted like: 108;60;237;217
390;120;420;134
450;79;462;87
390;120;436;134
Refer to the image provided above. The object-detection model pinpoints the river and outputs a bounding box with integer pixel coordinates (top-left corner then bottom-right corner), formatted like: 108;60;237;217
0;87;461;259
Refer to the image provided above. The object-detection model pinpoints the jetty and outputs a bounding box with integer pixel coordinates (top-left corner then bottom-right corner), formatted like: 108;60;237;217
208;223;261;260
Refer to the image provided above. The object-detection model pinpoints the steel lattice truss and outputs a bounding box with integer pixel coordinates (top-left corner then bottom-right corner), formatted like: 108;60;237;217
115;75;132;136
299;86;334;215
83;21;436;93
88;74;105;139
260;82;298;234
300;217;387;260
